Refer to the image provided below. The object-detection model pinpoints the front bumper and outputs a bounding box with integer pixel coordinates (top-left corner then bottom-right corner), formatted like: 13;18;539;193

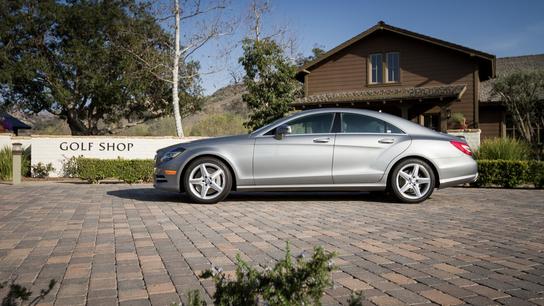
153;167;182;192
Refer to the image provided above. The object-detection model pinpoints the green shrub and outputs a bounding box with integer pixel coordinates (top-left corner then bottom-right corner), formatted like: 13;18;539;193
75;158;154;183
199;242;336;306
448;112;467;130
475;138;532;160
32;162;55;178
529;160;544;188
0;146;31;180
62;156;80;178
477;160;530;188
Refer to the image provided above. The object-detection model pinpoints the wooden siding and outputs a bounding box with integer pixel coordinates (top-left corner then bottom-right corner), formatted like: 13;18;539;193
306;31;479;125
479;105;504;138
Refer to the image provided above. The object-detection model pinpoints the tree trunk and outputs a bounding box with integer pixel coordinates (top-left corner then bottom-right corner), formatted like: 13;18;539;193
65;110;90;135
172;0;184;138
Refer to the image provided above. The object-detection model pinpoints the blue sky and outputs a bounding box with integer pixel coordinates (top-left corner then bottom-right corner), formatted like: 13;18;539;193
190;0;544;94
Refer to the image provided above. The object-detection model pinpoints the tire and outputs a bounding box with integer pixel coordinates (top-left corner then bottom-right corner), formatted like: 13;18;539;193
389;158;435;204
183;157;232;204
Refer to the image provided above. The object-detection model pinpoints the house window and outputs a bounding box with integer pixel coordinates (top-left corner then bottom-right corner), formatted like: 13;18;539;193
386;52;400;83
369;54;383;84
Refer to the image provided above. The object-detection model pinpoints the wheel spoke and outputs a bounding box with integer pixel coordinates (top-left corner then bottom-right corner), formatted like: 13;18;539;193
211;169;223;179
199;164;209;177
200;184;210;198
189;178;203;185
418;177;431;184
413;185;422;197
399;171;411;181
210;181;223;192
400;183;411;193
412;165;420;177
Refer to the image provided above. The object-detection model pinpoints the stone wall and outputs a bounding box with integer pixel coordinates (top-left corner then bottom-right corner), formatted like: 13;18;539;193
0;134;204;177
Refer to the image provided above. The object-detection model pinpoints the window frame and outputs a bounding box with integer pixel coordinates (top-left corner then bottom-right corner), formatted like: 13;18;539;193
368;53;383;85
338;112;405;135
262;112;336;136
385;52;400;83
367;51;401;85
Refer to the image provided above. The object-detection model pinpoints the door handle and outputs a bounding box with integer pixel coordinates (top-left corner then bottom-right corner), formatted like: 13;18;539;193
378;138;395;144
313;137;331;143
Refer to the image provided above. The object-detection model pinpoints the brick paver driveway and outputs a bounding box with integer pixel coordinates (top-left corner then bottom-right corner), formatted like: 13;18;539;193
0;183;543;306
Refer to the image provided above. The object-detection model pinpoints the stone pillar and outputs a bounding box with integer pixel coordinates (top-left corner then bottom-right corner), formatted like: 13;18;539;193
12;143;22;185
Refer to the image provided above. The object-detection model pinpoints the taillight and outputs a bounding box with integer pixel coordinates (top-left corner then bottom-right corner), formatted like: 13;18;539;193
450;140;473;156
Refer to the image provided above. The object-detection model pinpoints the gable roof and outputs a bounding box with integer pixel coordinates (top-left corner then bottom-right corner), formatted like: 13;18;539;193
297;21;496;81
480;54;544;102
0;113;32;131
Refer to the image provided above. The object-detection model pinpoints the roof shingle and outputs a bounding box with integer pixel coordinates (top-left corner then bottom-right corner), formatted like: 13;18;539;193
293;84;467;106
480;54;544;102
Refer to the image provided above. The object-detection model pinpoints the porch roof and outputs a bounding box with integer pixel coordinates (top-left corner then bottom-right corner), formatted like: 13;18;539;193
292;84;467;107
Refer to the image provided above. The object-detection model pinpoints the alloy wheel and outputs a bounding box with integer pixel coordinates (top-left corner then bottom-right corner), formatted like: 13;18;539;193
395;163;432;200
188;163;226;200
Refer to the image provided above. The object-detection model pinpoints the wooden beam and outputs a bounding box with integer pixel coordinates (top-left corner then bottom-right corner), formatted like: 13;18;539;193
473;65;480;128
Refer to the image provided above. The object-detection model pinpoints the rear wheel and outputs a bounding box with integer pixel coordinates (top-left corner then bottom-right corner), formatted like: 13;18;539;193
389;158;435;203
183;157;232;204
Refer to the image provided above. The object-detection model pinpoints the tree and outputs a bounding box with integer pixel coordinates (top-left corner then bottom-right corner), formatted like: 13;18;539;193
239;0;298;131
0;0;202;135
124;0;235;137
240;38;298;131
296;45;326;66
492;70;544;144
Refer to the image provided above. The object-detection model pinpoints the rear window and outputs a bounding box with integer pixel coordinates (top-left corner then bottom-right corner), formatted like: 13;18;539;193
341;113;403;134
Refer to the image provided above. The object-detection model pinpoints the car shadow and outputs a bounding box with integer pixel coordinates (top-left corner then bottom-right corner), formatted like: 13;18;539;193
106;187;399;204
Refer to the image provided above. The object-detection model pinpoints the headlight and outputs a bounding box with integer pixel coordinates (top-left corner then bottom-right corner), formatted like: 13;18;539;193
159;147;185;163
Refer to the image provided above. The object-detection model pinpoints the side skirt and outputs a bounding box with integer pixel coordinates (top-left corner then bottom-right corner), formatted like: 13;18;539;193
236;183;387;192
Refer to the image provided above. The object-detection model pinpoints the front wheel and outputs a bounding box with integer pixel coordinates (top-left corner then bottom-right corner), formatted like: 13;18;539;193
183;157;232;204
389;159;435;203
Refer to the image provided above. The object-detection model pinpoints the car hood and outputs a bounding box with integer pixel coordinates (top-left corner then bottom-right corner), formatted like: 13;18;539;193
156;134;251;156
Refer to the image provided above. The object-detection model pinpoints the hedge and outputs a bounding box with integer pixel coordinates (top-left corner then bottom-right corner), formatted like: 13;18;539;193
73;157;543;188
75;158;154;184
476;159;544;188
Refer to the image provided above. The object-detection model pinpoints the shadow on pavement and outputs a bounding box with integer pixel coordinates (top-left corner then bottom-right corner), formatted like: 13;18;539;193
107;187;398;204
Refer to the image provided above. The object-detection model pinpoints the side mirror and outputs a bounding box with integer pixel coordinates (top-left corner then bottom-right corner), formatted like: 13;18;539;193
275;124;291;140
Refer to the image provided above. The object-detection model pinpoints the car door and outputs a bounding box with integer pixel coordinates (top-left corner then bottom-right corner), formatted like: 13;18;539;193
333;112;411;184
253;112;336;185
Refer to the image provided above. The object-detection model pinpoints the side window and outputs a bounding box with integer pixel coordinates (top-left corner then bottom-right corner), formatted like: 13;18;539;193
287;113;334;135
341;113;403;134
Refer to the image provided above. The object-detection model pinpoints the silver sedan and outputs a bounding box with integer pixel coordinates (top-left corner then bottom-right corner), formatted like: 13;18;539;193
154;108;477;204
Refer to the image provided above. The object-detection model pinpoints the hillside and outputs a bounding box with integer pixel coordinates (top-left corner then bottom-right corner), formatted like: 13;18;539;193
21;83;249;137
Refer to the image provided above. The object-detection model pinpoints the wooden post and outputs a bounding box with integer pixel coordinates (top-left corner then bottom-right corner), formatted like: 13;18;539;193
418;114;424;126
400;106;409;120
500;110;506;138
440;107;448;132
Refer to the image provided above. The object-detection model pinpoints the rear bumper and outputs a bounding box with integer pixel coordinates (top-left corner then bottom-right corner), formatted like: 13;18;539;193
439;173;478;188
436;155;478;188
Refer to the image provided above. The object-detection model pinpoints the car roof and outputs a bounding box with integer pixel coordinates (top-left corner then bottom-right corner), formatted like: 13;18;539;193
281;108;439;136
